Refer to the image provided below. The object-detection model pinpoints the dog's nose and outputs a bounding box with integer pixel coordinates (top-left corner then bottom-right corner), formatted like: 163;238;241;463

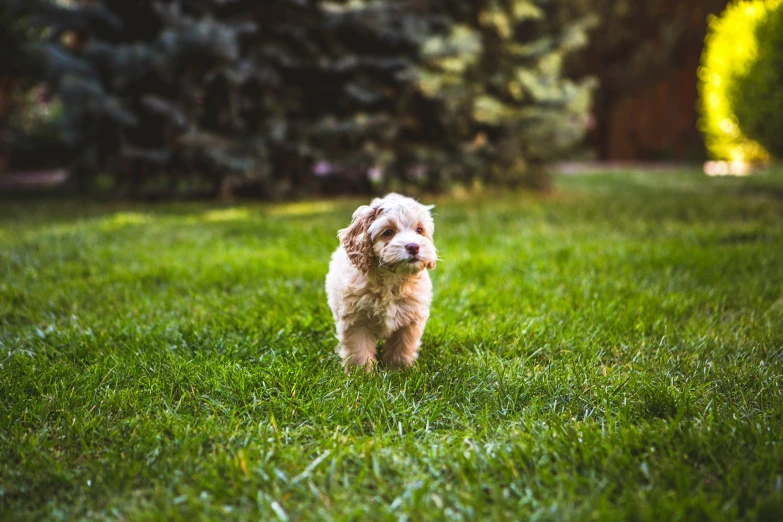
405;243;420;256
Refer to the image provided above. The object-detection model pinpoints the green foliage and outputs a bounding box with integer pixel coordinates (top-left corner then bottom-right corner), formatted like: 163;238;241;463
2;171;783;519
0;0;51;153
734;3;783;158
4;88;69;170
1;0;594;196
0;0;47;79
699;0;780;162
417;1;596;188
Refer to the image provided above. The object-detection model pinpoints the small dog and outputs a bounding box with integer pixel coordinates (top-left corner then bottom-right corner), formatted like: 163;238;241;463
326;193;438;371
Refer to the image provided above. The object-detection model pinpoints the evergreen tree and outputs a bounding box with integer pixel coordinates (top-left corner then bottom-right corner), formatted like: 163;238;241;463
1;0;594;197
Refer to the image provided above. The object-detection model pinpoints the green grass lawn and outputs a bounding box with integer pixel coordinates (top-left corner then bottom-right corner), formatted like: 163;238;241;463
1;171;783;521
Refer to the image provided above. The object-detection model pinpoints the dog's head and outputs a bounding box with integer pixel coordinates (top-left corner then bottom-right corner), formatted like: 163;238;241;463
339;193;437;274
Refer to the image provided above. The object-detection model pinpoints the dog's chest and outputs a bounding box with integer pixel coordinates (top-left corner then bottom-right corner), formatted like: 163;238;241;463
355;286;423;337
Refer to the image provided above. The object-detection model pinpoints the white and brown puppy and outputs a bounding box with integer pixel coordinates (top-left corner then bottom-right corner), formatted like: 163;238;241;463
326;193;437;371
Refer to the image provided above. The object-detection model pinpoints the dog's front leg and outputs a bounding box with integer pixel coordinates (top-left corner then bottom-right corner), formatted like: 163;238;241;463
382;322;423;369
339;325;378;372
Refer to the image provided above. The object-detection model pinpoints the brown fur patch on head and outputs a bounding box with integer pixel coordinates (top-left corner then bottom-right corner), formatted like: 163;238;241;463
338;205;377;272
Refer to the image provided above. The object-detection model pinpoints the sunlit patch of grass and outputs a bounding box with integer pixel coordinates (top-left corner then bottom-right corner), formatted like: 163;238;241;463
1;169;783;520
200;208;252;223
265;200;340;217
100;211;153;230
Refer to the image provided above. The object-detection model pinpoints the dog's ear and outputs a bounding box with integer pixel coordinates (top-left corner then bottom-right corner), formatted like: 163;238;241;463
338;205;377;272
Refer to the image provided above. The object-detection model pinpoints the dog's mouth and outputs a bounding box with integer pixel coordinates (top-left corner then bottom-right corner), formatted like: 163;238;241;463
405;257;430;272
380;250;430;271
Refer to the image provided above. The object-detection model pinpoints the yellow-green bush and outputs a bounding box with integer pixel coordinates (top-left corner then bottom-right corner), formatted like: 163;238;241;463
734;3;783;158
699;0;783;162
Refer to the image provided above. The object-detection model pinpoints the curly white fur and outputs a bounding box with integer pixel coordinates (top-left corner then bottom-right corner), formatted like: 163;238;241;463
326;193;437;371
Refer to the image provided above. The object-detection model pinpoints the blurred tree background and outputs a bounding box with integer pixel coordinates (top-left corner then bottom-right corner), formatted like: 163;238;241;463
0;0;595;197
4;0;779;199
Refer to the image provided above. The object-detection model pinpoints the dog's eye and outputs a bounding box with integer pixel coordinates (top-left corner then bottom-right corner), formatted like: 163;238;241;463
383;229;395;237
416;227;424;234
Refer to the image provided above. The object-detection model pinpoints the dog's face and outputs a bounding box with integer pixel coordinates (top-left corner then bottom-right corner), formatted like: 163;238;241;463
339;193;437;274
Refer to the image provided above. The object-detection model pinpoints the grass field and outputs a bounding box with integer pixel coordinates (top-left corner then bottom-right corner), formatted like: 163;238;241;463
1;171;783;521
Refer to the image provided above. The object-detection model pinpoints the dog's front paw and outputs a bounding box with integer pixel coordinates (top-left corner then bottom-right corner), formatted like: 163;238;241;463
342;358;378;374
381;351;417;370
339;345;378;374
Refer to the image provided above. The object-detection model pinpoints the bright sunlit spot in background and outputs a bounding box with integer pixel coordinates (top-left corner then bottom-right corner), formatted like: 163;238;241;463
703;161;754;176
